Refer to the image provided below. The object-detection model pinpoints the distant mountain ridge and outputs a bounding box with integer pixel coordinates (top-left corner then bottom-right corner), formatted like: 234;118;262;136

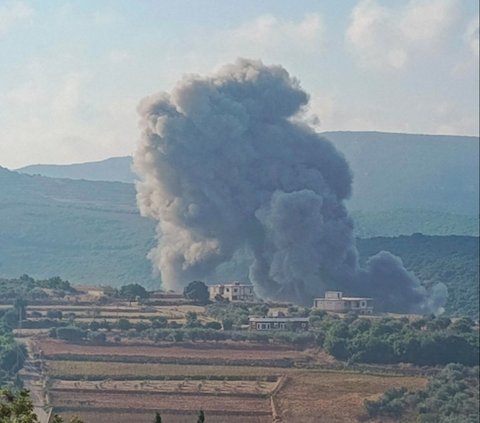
17;156;136;184
16;131;479;216
0;166;478;316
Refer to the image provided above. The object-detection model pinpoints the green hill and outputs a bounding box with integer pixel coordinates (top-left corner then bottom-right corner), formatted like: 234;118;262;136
351;209;478;237
16;131;480;217
0;167;158;289
357;234;479;317
0;167;478;317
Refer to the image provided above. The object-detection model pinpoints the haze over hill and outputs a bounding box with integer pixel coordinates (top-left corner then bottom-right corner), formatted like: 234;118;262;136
0;166;158;289
17;156;135;184
17;131;479;217
0;166;478;315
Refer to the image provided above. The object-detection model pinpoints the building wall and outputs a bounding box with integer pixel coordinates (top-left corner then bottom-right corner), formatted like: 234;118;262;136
209;284;255;302
249;319;309;331
314;297;373;314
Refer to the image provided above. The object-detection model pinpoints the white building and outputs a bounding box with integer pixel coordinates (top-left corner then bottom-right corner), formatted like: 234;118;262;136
313;291;373;314
249;316;310;331
208;282;255;302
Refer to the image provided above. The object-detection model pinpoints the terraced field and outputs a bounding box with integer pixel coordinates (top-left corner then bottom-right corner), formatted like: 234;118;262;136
35;337;427;422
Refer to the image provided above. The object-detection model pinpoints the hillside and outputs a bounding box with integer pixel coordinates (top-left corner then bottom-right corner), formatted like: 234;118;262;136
351;209;478;237
357;234;479;317
323;131;479;215
0;167;478;316
0;167;158;289
16;131;480;217
16;156;135;184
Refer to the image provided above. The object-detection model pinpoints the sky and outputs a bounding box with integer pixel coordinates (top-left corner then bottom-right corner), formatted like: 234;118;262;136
0;0;478;169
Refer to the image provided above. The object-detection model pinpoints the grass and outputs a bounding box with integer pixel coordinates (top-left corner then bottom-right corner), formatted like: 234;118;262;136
51;379;277;396
47;361;286;378
275;371;427;423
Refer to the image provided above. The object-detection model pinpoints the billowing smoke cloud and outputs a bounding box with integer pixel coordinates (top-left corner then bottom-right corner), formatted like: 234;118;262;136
134;58;446;314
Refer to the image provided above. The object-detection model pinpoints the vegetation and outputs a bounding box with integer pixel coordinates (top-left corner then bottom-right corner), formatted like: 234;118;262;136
364;364;479;422
352;209;479;238
0;275;74;303
0;311;25;385
0;388;85;422
119;283;149;300
2;166;478;294
357;234;479;317
183;281;209;305
0;167;158;288
312;312;478;367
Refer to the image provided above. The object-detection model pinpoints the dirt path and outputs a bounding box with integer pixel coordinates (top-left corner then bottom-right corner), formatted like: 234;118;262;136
16;338;53;423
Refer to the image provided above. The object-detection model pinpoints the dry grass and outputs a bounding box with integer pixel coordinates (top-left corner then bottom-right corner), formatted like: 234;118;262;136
50;390;271;414
275;371;427;423
38;338;304;361
60;411;271;423
47;360;285;378
52;378;277;395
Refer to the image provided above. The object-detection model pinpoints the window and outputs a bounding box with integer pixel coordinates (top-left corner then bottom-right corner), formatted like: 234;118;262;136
257;323;261;330
280;323;286;329
361;301;366;307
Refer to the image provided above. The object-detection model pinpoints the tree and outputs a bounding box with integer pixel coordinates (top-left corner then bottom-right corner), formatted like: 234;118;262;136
205;321;222;330
184;312;200;328
197;410;205;423
222;319;233;331
117;318;131;331
183;281;209;304
55;327;85;342
46;310;63;319
14;298;27;322
0;389;84;422
119;284;148;300
0;389;38;422
153;411;162;423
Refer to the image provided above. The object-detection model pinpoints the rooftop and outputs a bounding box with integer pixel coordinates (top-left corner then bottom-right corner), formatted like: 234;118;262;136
249;317;310;322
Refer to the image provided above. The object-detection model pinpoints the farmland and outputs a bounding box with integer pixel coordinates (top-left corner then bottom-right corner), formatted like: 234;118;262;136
37;337;427;422
27;331;428;422
2;284;441;422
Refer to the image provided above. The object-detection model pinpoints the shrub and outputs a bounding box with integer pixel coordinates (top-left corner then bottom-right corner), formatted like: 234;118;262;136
56;327;86;342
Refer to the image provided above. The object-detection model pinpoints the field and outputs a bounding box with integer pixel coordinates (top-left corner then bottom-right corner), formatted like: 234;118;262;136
32;336;427;422
10;295;431;423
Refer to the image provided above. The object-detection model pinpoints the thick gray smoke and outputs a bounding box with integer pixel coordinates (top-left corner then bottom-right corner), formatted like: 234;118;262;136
134;58;446;314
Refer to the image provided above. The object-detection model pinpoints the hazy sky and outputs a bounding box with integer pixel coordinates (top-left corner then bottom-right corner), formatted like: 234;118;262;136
1;0;478;169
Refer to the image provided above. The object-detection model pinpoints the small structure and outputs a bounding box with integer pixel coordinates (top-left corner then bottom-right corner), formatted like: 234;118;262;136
209;282;255;302
249;316;309;331
313;291;373;314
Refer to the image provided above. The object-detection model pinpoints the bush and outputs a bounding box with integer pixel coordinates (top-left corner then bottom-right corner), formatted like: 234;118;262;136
117;318;131;331
119;284;148;300
183;281;209;305
88;331;106;344
205;321;222;330
46;310;63;319
56;326;86;342
222;319;233;331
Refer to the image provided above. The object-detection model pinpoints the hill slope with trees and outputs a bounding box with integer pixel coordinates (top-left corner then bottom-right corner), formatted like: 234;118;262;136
357;234;479;317
0;167;477;317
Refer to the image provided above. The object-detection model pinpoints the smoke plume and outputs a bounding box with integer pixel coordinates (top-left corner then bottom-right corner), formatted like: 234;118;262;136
134;58;446;313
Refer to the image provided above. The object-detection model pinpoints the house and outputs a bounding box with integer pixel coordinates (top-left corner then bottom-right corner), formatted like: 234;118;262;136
208;282;255;302
249;316;310;331
313;291;373;314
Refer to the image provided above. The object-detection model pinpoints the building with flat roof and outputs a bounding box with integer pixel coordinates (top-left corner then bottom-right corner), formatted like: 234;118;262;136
208;282;255;302
249;316;309;331
313;291;373;314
